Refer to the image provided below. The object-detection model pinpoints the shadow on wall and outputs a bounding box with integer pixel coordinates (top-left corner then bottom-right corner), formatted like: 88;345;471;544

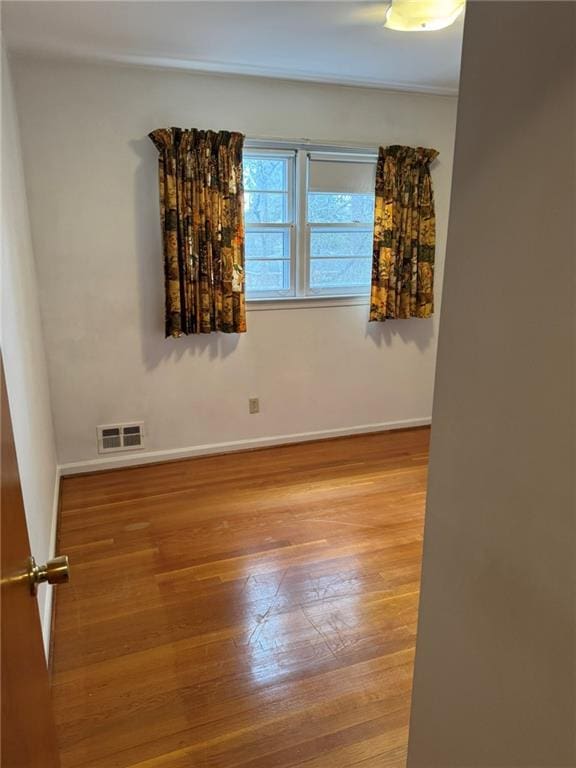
365;318;434;353
131;136;241;371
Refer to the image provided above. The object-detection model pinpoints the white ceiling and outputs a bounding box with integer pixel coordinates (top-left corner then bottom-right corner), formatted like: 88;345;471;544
2;1;464;95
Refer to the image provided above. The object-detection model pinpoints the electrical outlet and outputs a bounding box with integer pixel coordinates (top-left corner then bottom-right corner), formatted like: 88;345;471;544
249;398;260;414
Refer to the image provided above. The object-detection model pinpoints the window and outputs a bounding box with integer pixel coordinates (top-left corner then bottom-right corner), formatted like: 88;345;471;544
243;144;376;300
243;151;295;296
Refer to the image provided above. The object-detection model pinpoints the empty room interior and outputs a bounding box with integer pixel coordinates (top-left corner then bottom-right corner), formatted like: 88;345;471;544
1;2;575;767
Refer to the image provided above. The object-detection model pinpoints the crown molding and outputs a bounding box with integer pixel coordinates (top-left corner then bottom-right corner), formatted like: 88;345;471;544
9;46;459;97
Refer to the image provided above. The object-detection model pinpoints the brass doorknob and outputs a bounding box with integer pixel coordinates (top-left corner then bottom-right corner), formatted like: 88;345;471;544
27;555;70;596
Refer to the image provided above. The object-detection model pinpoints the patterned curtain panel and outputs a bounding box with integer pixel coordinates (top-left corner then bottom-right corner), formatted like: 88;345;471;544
370;145;439;321
149;128;246;336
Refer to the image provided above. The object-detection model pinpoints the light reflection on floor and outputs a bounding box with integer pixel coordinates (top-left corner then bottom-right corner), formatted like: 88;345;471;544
236;558;363;688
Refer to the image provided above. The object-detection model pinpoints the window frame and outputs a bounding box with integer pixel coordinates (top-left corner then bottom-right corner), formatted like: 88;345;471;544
243;141;377;305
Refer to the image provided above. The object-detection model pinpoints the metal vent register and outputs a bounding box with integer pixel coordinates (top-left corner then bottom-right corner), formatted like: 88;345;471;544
97;423;144;454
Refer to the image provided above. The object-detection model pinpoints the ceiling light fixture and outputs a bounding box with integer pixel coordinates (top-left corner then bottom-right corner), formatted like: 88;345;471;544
384;0;465;32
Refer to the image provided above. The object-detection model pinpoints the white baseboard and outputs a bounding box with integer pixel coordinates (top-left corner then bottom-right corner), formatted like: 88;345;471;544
58;417;431;476
42;467;61;661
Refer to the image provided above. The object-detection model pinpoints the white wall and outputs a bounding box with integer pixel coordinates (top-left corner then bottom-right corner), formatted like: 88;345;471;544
1;47;59;650
10;56;457;468
408;2;575;765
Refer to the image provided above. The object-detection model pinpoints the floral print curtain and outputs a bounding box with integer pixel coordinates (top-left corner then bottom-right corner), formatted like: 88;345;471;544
370;145;439;321
149;128;246;336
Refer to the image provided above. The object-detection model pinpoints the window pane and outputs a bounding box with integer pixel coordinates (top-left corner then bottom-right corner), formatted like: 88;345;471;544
243;157;287;191
311;230;373;258
246;260;291;293
308;193;374;224
310;258;372;290
245;192;288;223
246;230;288;259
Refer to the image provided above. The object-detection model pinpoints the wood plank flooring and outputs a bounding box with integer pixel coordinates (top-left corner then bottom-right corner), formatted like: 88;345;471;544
51;428;429;768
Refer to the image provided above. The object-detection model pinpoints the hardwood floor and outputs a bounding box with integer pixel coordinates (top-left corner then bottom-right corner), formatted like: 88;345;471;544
51;428;430;768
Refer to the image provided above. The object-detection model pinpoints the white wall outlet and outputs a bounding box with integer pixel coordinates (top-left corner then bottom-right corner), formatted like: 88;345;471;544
248;398;260;414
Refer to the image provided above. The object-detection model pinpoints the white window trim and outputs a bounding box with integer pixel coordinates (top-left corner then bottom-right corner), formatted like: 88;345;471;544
244;139;377;307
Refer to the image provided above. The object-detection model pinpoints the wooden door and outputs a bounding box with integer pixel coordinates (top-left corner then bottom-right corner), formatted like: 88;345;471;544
1;360;61;768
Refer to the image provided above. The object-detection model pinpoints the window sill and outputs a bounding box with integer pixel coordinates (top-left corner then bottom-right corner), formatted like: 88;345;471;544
246;295;370;311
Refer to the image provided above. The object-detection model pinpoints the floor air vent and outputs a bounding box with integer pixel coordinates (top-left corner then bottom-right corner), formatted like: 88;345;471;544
97;423;144;454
